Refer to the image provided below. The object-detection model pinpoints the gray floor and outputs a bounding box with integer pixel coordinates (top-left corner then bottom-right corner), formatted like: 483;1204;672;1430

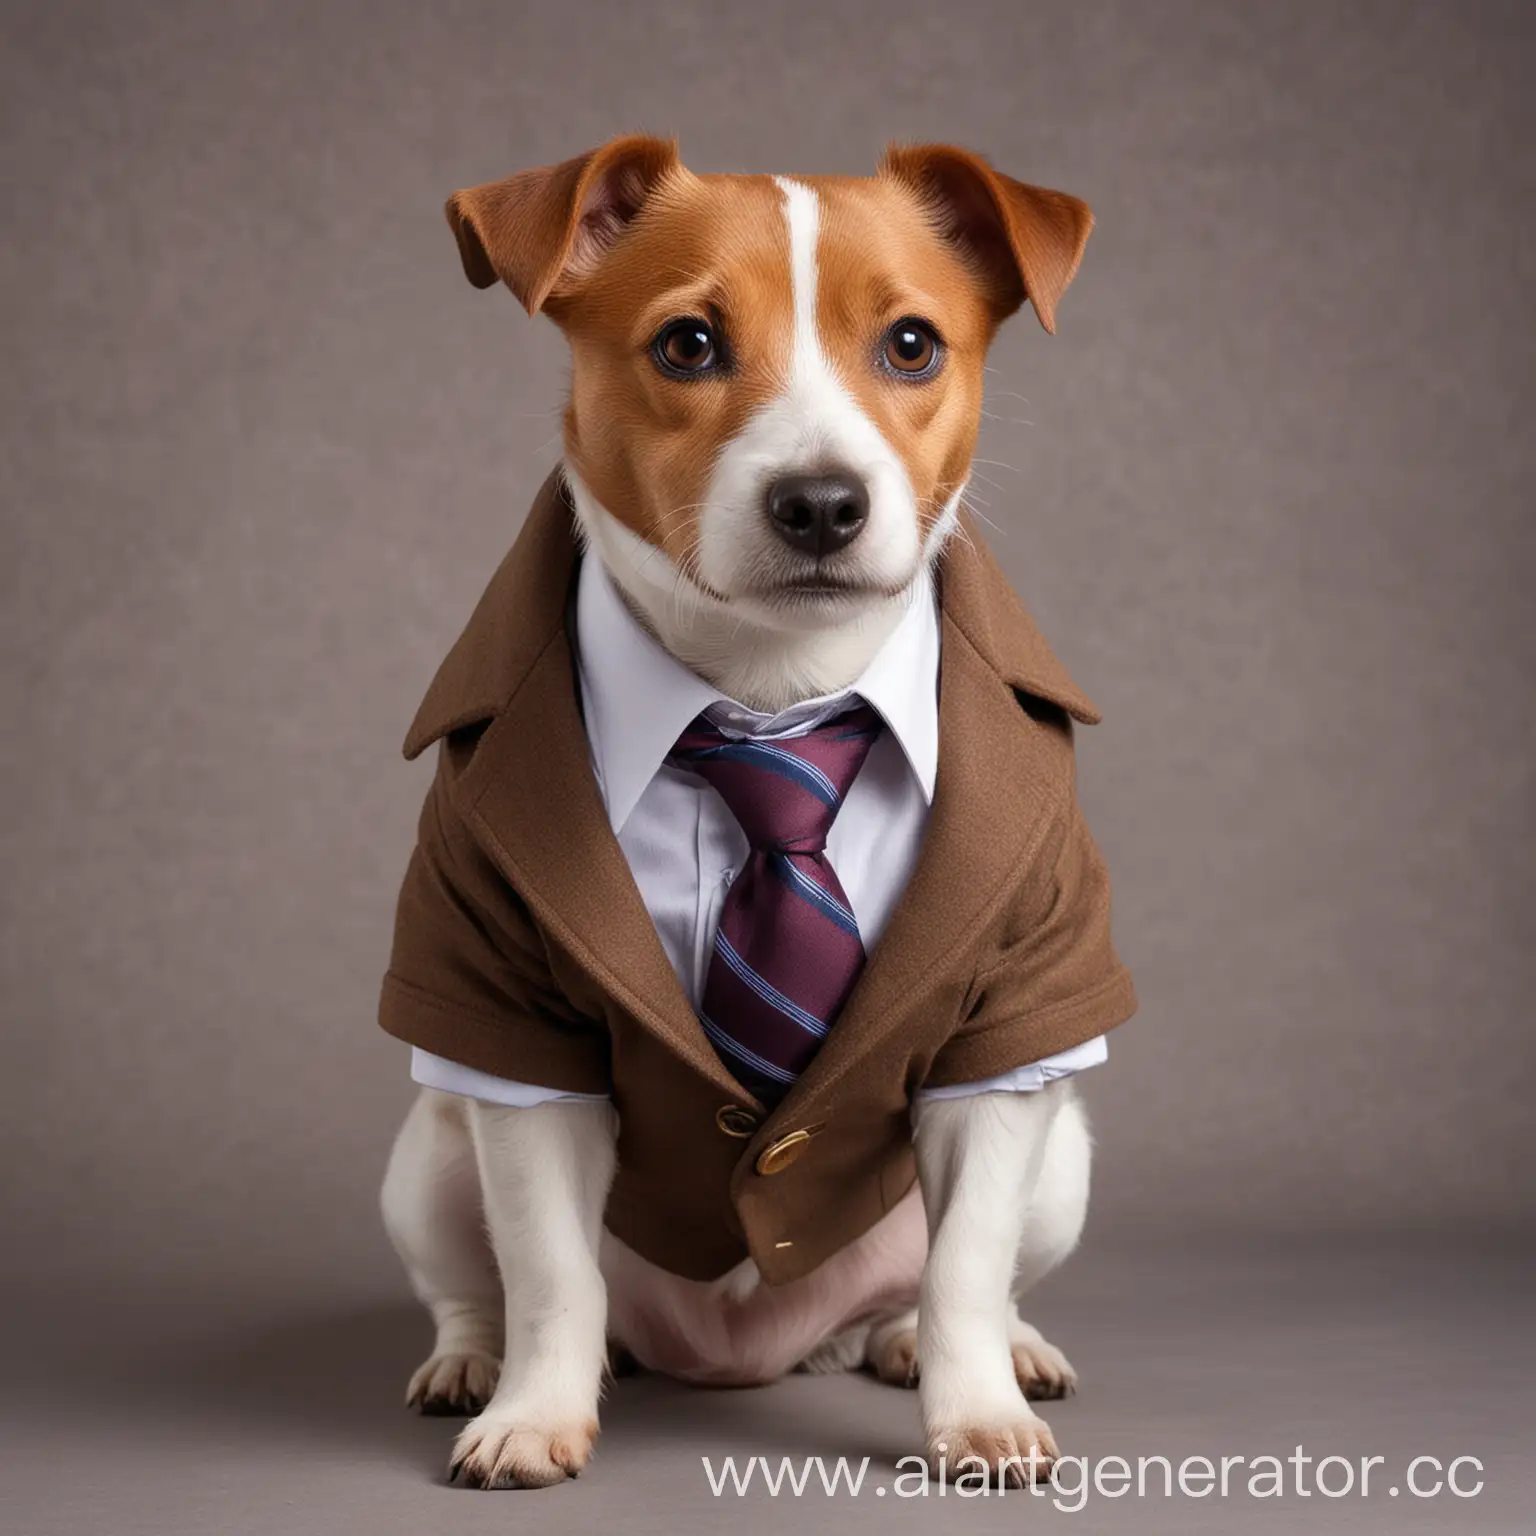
7;1240;1529;1534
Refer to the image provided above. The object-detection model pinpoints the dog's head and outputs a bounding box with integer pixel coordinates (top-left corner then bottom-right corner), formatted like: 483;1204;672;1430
446;136;1091;638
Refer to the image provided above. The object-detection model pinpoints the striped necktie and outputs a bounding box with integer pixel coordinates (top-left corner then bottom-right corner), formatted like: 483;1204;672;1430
668;703;884;1105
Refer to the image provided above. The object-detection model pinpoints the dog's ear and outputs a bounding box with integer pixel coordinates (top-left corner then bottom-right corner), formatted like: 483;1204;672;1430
880;143;1092;334
445;135;682;315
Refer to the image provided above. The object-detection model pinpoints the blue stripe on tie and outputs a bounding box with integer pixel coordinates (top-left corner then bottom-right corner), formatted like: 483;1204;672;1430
771;853;860;936
689;740;840;807
746;740;841;804
700;1013;798;1085
715;932;829;1038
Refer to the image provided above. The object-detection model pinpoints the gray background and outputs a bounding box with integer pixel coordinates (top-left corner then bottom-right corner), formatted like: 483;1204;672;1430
2;1;1532;1532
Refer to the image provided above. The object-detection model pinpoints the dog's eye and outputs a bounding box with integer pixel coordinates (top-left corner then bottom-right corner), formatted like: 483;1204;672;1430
654;318;717;376
883;318;941;377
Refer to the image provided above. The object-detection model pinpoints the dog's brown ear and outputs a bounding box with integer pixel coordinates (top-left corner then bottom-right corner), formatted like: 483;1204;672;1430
445;135;682;315
880;143;1092;334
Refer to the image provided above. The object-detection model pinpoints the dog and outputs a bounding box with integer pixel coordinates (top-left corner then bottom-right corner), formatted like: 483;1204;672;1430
378;135;1135;1490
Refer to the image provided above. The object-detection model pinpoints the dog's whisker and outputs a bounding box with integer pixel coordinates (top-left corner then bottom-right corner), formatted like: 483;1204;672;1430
984;386;1034;408
967;472;1011;499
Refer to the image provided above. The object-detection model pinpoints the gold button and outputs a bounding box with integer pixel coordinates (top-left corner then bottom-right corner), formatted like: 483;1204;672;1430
715;1104;760;1139
755;1128;816;1176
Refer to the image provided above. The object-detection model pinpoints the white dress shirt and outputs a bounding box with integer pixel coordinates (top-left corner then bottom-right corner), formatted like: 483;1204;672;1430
411;553;1106;1106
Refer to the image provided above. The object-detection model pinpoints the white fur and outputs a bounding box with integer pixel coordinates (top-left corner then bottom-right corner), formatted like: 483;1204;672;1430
569;469;927;712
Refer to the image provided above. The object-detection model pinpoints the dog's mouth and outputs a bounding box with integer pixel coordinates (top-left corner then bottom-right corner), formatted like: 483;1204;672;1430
754;570;912;607
670;567;893;611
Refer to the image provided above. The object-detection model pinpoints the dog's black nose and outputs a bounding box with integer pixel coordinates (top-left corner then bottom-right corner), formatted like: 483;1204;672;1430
766;473;869;556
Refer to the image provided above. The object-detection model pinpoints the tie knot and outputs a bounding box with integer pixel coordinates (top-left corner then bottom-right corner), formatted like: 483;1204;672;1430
669;703;884;853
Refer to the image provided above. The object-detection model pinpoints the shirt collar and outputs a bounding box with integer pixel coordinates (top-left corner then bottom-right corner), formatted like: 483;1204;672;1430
574;553;940;834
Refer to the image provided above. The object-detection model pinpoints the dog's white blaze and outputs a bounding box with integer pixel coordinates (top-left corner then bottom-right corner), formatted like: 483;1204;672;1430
691;179;922;609
777;175;824;388
776;176;966;565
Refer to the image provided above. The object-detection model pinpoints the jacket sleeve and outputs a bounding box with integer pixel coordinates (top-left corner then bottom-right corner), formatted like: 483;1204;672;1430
924;792;1137;1087
377;735;612;1093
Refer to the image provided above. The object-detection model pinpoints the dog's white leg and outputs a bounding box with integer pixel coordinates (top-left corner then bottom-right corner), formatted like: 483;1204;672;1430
381;1089;503;1414
1008;1087;1090;1399
877;1087;1089;1403
914;1082;1073;1483
450;1097;617;1489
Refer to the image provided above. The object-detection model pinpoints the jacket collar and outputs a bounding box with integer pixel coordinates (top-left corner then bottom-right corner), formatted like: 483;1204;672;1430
405;466;1101;1109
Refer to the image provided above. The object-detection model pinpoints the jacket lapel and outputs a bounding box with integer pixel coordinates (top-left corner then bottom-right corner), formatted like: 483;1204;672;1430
405;470;747;1102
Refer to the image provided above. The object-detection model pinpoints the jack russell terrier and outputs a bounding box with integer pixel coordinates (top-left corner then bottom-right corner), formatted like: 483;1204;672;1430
378;134;1136;1490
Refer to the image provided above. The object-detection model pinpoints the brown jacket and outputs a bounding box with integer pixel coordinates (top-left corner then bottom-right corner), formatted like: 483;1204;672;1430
379;470;1137;1285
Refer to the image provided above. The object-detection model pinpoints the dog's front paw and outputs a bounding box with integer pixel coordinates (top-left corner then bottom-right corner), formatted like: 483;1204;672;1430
929;1413;1059;1488
406;1350;501;1416
448;1410;598;1489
